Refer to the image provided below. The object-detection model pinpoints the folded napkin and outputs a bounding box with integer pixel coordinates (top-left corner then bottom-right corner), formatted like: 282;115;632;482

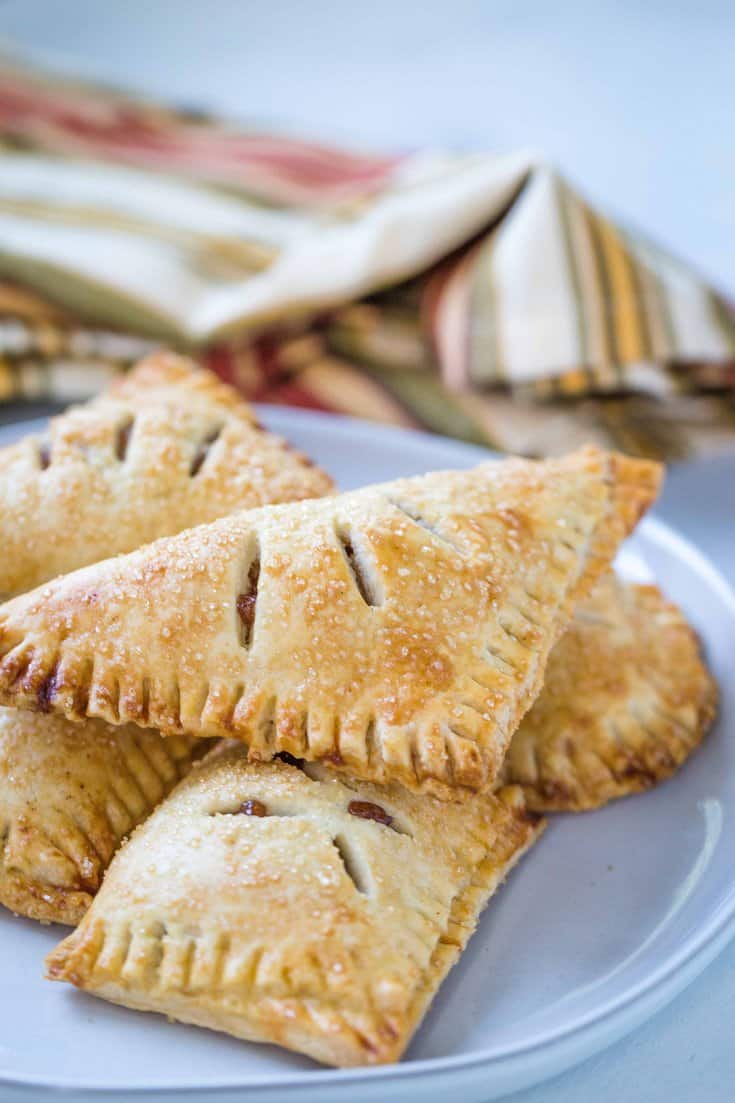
0;57;733;458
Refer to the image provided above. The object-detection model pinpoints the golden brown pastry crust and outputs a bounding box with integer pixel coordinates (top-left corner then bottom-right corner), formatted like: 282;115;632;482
0;351;332;597
0;351;329;923
0;707;203;925
501;573;717;811
46;743;543;1066
0;447;661;797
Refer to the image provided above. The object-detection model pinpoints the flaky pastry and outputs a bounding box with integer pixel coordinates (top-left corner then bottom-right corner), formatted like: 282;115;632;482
0;351;331;597
0;707;202;924
501;573;717;811
47;743;543;1066
0;351;330;922
0;448;661;796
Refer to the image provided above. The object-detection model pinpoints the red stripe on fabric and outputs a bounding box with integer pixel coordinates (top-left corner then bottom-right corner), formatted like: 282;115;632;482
0;73;400;198
202;345;239;388
251;336;289;381
256;380;336;412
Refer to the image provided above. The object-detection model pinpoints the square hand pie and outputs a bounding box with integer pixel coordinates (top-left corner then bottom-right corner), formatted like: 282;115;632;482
0;351;332;598
501;573;717;811
0;707;203;925
46;743;543;1067
0;447;661;796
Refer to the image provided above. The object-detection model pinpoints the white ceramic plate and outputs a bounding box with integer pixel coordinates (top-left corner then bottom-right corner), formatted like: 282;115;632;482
0;409;734;1103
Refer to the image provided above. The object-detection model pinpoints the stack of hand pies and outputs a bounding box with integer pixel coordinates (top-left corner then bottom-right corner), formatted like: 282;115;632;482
0;354;716;1067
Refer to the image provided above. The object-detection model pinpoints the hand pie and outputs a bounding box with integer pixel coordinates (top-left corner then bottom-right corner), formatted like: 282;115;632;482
0;350;328;924
0;447;661;796
0;706;202;925
46;742;543;1067
501;573;717;811
0;351;331;598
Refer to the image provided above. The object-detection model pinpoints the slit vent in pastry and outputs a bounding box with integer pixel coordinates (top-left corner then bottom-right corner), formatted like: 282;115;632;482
0;350;332;597
0;447;661;796
46;742;544;1066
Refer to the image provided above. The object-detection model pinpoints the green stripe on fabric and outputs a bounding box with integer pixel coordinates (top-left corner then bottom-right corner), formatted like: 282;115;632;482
707;291;735;356
554;176;594;388
653;270;682;363
0;254;185;343
467;237;503;386
326;310;428;373
364;364;497;448
596;398;687;460
715;393;735;432
581;206;624;386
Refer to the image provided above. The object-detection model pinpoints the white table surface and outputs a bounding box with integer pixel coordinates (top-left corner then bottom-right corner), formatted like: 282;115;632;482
1;3;734;1099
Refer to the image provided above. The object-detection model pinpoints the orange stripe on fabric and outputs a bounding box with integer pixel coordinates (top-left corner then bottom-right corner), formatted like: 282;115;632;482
562;193;617;390
581;204;625;385
595;216;649;364
618;232;676;361
556;368;590;396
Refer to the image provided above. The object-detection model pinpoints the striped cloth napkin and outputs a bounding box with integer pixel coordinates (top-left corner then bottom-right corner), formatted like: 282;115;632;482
0;57;733;458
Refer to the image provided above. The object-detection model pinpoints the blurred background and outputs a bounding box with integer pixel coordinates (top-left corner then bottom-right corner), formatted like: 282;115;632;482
4;0;733;288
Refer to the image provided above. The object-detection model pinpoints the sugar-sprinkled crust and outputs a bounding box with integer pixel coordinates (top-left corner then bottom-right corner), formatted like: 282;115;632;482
46;743;543;1066
0;447;661;796
0;707;203;925
501;572;717;811
0;349;328;923
0;351;332;598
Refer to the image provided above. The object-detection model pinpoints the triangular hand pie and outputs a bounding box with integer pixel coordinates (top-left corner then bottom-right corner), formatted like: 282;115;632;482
0;350;329;924
0;707;203;925
0;443;657;798
0;447;660;796
46;743;543;1066
10;577;701;928
0;352;331;597
501;573;716;811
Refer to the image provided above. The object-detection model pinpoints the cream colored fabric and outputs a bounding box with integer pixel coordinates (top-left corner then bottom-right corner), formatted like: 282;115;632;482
0;60;733;460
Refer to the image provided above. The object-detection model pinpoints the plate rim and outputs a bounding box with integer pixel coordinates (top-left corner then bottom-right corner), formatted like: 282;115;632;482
0;406;733;1097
